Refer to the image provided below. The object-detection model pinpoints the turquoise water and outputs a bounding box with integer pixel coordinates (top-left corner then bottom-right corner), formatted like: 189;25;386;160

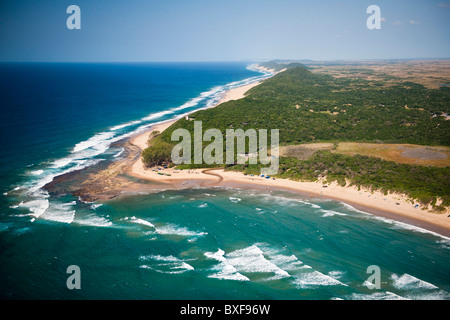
0;63;449;300
1;188;449;299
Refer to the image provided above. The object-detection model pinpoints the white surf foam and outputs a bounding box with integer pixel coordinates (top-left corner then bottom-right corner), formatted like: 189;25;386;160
205;243;335;283
29;170;44;176
206;245;292;282
208;263;250;281
72;131;116;153
348;204;450;240
389;273;450;300
254;243;307;272
9;201;24;209
371;214;450;240
50;157;74;169
350;291;408;300
21;199;49;218
139;254;194;274
90;203;103;210
259;194;328;211
436;239;450;250
341;202;369;214
225;245;290;280
41;206;75;224
155;223;207;238
391;273;439;290
126;216;155;228
40;201;76;223
12;64;274;225
73;214;113;227
110;120;142;131
29;158;105;193
320;209;347;217
229;197;242;203
292;270;347;288
141;254;179;262
328;270;346;279
142;110;174;122
113;148;125;158
389;220;450;239
205;249;250;281
253;242;347;288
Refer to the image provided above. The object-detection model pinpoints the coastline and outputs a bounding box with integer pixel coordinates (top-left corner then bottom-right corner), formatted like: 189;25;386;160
77;65;450;238
69;67;274;201
127;165;450;238
129;79;264;151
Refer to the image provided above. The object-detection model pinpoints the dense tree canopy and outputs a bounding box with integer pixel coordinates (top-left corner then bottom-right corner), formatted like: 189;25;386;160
143;63;450;208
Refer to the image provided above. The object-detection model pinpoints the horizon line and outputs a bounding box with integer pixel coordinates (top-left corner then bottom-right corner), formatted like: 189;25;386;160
1;57;450;64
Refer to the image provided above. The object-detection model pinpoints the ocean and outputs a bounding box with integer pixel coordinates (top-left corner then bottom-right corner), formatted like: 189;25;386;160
0;62;449;300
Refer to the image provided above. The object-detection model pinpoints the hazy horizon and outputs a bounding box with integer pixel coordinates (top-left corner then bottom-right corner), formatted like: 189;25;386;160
2;58;450;64
1;0;449;62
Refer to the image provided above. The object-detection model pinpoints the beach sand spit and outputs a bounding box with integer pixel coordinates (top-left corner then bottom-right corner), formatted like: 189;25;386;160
72;65;450;237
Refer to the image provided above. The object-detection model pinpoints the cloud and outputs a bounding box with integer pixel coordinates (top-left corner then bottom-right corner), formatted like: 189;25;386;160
380;17;386;22
437;3;450;8
409;20;421;25
393;21;403;26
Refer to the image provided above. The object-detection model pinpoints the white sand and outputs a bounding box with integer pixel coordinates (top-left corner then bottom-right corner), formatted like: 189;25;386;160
124;66;450;237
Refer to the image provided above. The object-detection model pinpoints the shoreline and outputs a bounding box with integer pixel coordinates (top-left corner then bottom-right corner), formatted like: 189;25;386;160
76;65;450;238
129;81;264;150
127;166;450;238
129;69;268;151
69;66;275;201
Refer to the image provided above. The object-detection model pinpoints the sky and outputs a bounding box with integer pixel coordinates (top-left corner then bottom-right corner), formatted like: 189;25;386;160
0;0;449;62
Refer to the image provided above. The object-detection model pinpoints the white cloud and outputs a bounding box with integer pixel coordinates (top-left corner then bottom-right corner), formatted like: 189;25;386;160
393;21;403;26
409;20;421;25
437;3;450;8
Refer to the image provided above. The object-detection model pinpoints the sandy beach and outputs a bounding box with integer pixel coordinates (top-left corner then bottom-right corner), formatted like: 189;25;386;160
78;65;450;238
128;163;450;236
129;80;264;151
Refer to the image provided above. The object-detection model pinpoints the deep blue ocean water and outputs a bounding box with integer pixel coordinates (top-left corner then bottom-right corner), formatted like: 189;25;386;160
0;63;449;300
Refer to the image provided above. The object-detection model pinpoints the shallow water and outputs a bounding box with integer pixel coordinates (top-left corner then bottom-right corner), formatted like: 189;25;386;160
1;187;449;299
1;63;448;300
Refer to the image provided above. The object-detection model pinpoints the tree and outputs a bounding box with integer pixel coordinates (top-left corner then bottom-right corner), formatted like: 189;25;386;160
142;141;173;167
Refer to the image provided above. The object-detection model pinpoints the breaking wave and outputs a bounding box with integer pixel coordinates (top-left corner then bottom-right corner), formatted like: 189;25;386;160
10;64;273;222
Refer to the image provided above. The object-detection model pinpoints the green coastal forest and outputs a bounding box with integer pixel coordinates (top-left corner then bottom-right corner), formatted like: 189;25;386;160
143;62;450;210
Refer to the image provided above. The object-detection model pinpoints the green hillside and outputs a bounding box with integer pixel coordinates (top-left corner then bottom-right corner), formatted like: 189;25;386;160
161;64;449;146
143;63;450;209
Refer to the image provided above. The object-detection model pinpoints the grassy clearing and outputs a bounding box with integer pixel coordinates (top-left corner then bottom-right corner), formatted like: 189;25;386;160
281;142;450;167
